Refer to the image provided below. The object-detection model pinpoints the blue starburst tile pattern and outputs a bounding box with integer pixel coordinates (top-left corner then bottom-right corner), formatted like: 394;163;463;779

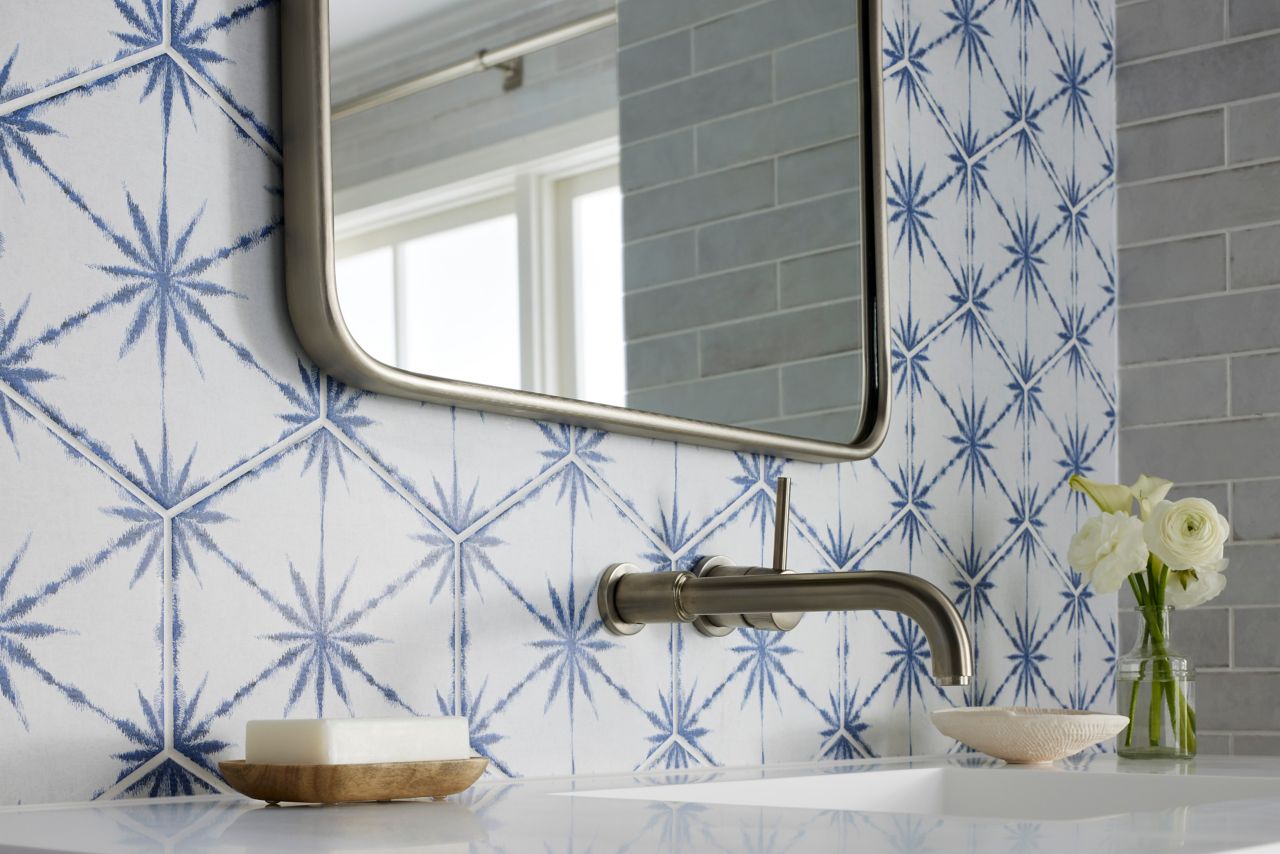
0;0;1116;804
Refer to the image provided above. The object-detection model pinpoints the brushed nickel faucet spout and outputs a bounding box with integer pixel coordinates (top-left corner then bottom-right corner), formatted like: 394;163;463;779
596;478;974;688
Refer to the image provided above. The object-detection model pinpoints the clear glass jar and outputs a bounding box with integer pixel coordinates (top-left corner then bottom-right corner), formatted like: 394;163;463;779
1116;606;1196;759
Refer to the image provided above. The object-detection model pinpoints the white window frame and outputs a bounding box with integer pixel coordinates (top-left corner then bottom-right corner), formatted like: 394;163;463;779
333;112;620;398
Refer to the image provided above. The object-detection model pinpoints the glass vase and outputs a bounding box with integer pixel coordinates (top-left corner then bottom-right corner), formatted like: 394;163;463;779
1116;606;1196;759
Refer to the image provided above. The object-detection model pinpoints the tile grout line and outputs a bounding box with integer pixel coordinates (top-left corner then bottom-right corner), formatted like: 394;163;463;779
166;422;324;518
615;0;776;53
0;45;165;117
1119;413;1280;432
1116;23;1280;70
96;754;167;802
168;51;281;164
327;425;455;537
1228;605;1235;670
1117;151;1280;190
575;463;677;557
1120;280;1280;310
0;382;163;514
457;456;573;542
1119;216;1280;251
166;752;229;795
1121;347;1280;371
1117;90;1280;130
628;183;859;247
620;59;855;121
163;515;174;757
625;290;864;346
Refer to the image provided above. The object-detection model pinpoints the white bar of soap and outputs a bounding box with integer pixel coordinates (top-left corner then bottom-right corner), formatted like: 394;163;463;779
245;717;472;765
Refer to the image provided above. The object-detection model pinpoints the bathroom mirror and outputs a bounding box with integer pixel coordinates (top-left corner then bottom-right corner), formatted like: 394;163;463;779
281;0;889;461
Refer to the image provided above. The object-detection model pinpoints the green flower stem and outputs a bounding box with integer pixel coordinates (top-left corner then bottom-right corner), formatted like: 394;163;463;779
1133;570;1197;755
1124;575;1148;748
1148;678;1163;747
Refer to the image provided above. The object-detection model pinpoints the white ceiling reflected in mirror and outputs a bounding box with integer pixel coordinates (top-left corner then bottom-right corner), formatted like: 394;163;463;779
283;0;888;459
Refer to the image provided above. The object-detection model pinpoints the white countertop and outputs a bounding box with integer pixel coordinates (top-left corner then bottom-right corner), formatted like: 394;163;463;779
4;754;1280;853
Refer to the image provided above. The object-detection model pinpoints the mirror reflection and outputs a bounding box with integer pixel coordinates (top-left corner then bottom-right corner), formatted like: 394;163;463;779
329;0;863;442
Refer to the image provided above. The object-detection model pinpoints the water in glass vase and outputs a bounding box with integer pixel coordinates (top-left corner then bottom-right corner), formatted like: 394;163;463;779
1116;606;1195;759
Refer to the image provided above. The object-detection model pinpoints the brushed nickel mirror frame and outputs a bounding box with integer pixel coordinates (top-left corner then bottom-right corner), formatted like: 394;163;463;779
280;0;891;462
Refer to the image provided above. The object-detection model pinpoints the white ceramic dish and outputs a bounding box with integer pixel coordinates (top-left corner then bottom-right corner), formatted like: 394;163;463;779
931;707;1129;764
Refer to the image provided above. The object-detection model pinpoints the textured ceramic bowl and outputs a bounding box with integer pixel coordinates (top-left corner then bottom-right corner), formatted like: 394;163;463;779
932;707;1129;764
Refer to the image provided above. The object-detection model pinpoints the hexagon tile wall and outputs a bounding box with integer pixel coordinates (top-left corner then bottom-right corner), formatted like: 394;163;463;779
0;0;1117;805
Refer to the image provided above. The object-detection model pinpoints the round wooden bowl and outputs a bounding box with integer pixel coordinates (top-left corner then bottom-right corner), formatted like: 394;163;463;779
219;757;488;804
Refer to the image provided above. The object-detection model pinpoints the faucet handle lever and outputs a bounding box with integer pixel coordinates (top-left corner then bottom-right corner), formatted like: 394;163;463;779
772;476;791;571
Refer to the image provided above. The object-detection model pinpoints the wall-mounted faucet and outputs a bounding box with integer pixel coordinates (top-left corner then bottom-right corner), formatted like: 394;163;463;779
596;477;974;687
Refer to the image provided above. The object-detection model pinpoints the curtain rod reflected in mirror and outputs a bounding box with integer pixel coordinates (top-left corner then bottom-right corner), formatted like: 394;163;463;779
332;10;619;121
281;0;891;462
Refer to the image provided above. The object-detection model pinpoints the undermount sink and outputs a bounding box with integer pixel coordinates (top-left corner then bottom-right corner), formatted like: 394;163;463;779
569;765;1280;822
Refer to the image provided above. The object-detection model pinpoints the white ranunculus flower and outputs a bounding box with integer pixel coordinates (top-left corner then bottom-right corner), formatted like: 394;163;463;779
1144;498;1230;572
1167;566;1229;608
1068;512;1149;593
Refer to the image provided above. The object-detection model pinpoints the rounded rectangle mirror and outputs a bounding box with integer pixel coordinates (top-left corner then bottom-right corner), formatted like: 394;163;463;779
281;0;889;462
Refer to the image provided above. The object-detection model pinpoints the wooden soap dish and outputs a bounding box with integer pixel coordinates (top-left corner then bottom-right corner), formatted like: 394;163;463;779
219;757;488;805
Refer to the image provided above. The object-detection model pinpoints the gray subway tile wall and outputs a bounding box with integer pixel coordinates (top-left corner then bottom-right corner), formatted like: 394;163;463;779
619;55;772;140
626;366;782;423
779;139;861;203
623;229;696;290
1118;234;1226;304
1118;0;1280;751
1120;417;1280;483
625;330;700;389
698;301;860;377
1232;735;1280;756
1229;95;1280;162
1116;0;1225;63
1116;110;1223;183
1230;223;1280;289
1119;287;1280;363
1235;608;1280;668
745;409;860;442
781;352;863;415
618;1;864;442
774;26;859;99
695;85;859;171
1119;360;1228;426
1118;31;1280;122
624;265;778;339
691;0;855;70
616;30;691;95
1231;0;1280;37
696;192;860;273
1117;161;1280;244
623;160;776;239
1197;672;1280;731
619;130;696;191
1216;543;1280;605
1231;352;1280;416
1229;479;1280;540
615;0;749;46
780;245;861;307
